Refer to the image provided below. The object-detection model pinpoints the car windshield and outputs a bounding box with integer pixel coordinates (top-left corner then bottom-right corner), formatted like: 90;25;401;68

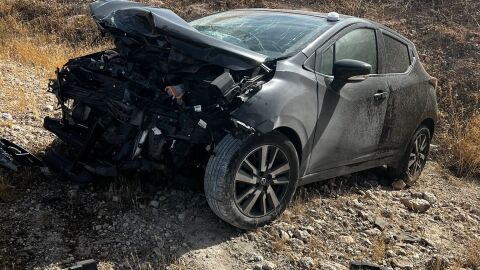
190;11;333;59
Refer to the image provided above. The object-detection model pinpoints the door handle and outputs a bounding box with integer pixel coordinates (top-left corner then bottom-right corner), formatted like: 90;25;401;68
374;90;387;101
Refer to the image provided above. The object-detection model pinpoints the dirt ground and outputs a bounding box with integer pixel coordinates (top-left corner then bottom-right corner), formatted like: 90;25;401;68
1;59;479;270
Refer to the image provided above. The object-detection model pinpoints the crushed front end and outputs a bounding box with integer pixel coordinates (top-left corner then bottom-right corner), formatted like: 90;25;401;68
43;1;273;182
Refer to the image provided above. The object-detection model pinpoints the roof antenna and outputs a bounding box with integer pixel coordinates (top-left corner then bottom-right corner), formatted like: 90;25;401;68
327;12;340;22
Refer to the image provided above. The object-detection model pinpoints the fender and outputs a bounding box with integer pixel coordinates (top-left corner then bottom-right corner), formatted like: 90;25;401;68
231;59;318;175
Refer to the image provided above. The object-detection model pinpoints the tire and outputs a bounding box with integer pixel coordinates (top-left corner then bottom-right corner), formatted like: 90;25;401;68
204;131;299;230
388;125;431;186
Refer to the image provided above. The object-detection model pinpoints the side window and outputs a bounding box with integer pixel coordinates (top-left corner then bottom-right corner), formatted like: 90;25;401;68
383;34;410;73
315;28;378;75
318;46;334;75
335;28;378;73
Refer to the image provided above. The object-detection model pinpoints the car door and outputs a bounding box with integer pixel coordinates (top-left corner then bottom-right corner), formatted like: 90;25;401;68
377;31;428;155
306;25;390;174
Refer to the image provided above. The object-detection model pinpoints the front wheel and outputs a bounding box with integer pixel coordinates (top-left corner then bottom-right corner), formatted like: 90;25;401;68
388;125;431;186
204;132;299;230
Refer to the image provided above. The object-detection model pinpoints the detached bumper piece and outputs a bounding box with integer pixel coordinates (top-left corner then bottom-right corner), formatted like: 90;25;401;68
0;139;43;171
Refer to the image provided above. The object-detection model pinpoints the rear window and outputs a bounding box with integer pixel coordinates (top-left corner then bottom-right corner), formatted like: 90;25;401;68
383;34;411;73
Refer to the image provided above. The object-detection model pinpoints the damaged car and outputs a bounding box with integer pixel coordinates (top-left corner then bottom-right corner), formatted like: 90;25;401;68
1;0;438;229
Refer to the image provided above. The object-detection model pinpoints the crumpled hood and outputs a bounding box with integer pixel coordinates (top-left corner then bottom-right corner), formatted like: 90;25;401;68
90;0;269;70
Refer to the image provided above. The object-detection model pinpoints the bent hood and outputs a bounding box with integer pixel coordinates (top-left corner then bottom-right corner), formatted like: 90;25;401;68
90;0;268;70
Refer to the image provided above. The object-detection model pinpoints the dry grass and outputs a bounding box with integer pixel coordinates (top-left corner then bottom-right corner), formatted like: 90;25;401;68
437;83;480;177
464;238;480;268
371;235;386;263
0;0;106;78
450;115;480;176
0;175;15;202
0;65;38;117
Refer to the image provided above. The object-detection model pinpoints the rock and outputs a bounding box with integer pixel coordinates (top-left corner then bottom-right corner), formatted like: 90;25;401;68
1;112;13;121
299;256;314;269
248;254;264;262
358;210;373;222
177;213;186;222
153;247;162;257
470;207;480;217
401;198;431;213
302;225;315;233
289;238;304;250
280;230;290;241
410;191;423;199
392;180;407;190
365;228;382;236
391;256;413;269
262;261;276;270
293;229;310;241
386;249;396;257
273;222;293;232
365;190;378;200
340;235;355;244
149;200;159;208
247;232;257;241
422;192;437;204
374;216;389;231
44;105;54;112
318;261;348;270
94;225;102;231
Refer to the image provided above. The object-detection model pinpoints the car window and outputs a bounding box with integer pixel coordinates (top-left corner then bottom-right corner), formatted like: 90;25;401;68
190;11;334;59
318;46;334;75
315;28;378;75
335;28;378;73
383;34;411;73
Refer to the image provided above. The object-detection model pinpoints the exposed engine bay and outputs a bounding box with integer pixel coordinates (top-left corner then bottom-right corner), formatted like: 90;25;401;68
43;47;271;182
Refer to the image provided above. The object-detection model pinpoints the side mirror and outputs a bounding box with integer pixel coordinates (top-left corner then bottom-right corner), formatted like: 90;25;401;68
333;59;371;80
330;59;372;90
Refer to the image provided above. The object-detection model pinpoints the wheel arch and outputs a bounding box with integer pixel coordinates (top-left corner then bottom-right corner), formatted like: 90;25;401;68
420;118;435;137
274;126;303;164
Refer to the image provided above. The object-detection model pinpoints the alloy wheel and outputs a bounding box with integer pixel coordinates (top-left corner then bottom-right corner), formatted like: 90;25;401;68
407;133;429;178
234;145;291;217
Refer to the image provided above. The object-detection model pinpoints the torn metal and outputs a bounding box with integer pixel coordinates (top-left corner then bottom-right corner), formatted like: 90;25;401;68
40;0;273;182
0;139;42;171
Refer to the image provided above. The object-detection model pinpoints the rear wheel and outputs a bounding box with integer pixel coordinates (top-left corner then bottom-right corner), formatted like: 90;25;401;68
388;125;431;186
204;132;299;230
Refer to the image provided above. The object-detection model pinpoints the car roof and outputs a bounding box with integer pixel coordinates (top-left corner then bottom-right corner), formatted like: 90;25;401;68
230;8;354;19
227;8;410;42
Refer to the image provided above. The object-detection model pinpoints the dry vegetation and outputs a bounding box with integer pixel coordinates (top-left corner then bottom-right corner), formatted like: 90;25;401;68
0;0;479;177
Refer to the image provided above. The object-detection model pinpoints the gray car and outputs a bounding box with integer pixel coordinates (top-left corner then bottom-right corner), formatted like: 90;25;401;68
35;1;438;229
